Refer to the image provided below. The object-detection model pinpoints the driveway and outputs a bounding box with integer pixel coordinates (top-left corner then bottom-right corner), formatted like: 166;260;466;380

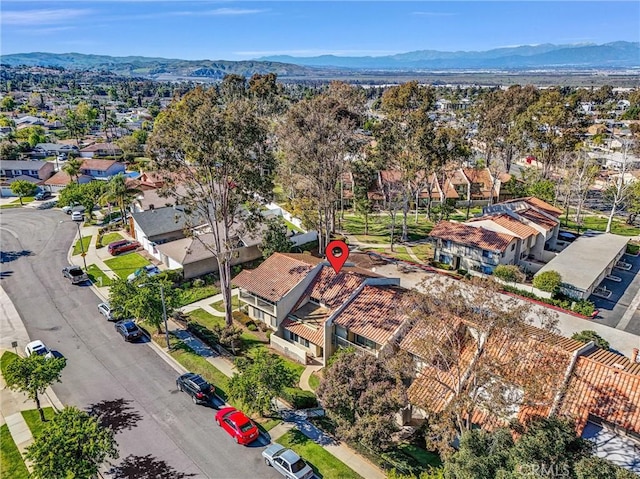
0;208;281;479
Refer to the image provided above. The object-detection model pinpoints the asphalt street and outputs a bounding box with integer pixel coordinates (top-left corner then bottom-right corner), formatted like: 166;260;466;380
0;208;281;479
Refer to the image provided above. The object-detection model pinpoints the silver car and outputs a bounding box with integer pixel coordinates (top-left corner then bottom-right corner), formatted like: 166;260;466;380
262;444;314;479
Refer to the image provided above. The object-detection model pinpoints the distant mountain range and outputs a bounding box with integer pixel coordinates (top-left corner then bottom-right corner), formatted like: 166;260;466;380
0;52;320;79
257;42;640;69
0;42;638;80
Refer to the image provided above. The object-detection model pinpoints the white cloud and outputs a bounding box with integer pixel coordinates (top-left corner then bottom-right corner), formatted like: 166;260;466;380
2;9;92;25
18;26;76;35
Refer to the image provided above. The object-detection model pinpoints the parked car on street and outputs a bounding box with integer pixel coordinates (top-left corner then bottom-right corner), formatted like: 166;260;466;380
115;320;143;342
108;240;140;256
98;302;126;321
35;190;51;201
262;444;314;479
62;266;88;284
25;340;54;359
176;372;215;404
215;407;260;445
127;265;161;282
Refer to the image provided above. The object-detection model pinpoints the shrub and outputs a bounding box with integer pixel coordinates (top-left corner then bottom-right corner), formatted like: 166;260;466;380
282;387;318;409
572;330;609;349
232;311;256;328
247;323;258;331
163;269;183;283
626;243;640;255
533;270;562;293
265;330;273;340
493;264;524;283
192;278;205;288
571;299;596;317
187;322;219;348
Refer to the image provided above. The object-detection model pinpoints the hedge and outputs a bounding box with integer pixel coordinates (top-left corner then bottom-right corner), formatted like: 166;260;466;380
282;388;318;409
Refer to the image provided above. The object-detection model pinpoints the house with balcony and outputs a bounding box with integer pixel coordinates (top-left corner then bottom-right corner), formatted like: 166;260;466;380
428;220;519;274
233;252;403;364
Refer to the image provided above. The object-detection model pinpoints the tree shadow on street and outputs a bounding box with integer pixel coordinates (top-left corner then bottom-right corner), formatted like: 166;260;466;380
0;250;33;263
108;454;196;479
86;398;143;434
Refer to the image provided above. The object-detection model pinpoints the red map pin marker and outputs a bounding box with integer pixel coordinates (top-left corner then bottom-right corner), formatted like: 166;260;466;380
325;240;349;274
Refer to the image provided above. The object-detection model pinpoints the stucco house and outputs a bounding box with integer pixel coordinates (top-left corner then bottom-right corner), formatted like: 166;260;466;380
80;159;126;179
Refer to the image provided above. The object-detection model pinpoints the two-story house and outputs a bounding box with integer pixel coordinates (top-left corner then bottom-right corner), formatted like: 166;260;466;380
429;220;518;273
0;160;56;197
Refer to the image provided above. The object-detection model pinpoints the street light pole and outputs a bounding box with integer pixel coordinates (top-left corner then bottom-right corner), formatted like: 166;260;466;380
75;220;87;270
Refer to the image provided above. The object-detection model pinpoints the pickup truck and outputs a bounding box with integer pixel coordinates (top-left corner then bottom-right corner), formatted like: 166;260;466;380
62;266;89;284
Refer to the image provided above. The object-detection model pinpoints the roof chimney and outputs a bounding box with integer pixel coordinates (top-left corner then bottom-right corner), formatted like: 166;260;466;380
632;348;639;364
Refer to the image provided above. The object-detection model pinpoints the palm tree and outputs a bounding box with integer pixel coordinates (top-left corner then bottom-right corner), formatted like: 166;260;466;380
100;173;141;227
62;158;83;183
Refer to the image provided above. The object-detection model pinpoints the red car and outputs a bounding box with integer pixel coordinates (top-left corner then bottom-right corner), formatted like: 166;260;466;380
215;407;259;445
108;240;140;256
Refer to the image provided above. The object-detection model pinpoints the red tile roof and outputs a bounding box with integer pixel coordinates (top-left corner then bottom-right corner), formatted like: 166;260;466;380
307;267;371;309
524;197;563;217
333;285;409;347
283;302;330;346
80;142;122;153
429;220;515;252
470;214;539;239
232;253;315;302
558;350;640;435
519;208;559;231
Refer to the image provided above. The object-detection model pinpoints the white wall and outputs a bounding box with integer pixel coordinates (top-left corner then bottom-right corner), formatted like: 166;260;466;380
270;334;307;364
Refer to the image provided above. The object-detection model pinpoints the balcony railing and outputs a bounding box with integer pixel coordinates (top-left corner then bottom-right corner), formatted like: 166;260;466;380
238;291;275;315
332;335;377;356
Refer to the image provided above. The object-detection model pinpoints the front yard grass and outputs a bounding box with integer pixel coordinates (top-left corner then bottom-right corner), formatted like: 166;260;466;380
0;203;21;209
342;213;433;242
397;443;442;469
72;235;92;256
0;424;29;479
177;284;221;307
97;232;124;249
86;264;112;287
169;340;230;401
0;351;19;377
22;408;56;438
187;308;225;330
411;243;434;262
278;428;363;479
210;296;240;312
308;371;321;391
104;253;150;279
11;196;35;204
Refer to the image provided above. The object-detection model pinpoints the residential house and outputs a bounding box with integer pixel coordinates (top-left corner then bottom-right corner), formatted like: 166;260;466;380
79;143;124;158
557;348;640;473
429;220;518;273
79;159;125;180
0;160;55;182
32;143;79;158
43;171;93;192
155;231;263;279
131;206;264;279
404;321;589;427
234;252;402;364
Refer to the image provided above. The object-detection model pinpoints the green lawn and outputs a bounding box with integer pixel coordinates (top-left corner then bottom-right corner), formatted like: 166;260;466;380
86;264;113;287
278;428;363;479
0;351;19;378
177;284;221;307
397;443;442;468
283;219;303;233
97;232;124;249
364;246;414;263
343;213;433;243
72;235;92;256
104;253;150;279
188;308;226;329
562;214;640;236
258;417;282;432
11;196;35;204
411;244;434;262
211;296;240;312
0;424;29;479
308;372;321;391
22;408;56;438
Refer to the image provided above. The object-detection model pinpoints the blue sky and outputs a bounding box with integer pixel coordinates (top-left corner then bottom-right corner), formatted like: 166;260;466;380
1;1;639;60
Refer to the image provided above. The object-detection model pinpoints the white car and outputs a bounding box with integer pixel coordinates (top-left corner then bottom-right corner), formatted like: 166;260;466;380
25;340;54;359
263;444;314;479
71;211;84;222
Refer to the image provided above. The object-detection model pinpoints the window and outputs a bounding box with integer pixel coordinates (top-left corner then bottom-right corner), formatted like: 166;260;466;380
443;240;452;249
354;334;376;350
253;308;264;321
482;250;492;259
439;255;451;265
511;243;515;251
